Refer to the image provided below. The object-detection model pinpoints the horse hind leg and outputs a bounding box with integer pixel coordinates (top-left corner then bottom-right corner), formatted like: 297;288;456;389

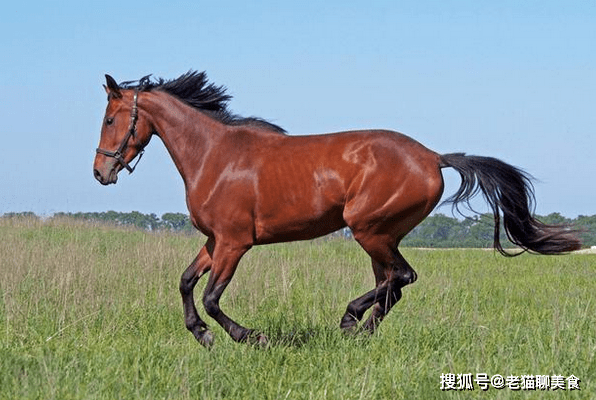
339;271;391;331
340;234;417;334
361;249;416;333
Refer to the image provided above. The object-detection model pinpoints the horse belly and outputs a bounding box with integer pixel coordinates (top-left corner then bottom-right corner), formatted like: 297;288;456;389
254;167;348;244
255;208;346;244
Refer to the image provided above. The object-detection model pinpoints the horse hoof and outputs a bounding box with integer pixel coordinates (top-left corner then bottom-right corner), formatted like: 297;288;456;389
340;315;359;332
197;329;214;348
255;333;269;346
246;332;268;346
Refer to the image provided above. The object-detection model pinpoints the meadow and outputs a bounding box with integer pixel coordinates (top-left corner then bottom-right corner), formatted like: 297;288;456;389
1;217;594;399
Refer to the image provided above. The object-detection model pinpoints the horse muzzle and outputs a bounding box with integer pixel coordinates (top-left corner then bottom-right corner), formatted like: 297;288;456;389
93;164;119;185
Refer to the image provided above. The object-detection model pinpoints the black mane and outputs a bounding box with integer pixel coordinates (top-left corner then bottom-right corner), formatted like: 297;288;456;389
120;71;286;134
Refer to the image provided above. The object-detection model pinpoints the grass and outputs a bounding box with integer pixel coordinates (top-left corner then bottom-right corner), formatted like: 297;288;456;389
1;216;594;399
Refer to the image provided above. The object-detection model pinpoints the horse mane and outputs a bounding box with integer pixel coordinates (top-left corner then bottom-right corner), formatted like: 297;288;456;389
120;70;286;134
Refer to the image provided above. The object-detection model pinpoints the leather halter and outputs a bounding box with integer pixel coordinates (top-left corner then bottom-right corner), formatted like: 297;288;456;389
96;90;145;174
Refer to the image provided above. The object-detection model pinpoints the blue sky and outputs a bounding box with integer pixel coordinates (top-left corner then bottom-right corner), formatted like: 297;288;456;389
1;1;594;218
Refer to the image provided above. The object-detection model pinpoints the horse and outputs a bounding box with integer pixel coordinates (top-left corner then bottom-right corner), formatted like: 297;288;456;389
93;71;581;347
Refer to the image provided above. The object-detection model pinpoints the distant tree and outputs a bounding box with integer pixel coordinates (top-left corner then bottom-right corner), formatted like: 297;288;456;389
467;213;498;248
403;213;461;248
541;212;572;225
161;213;194;233
575;215;596;247
115;211;159;230
1;211;39;220
103;210;121;224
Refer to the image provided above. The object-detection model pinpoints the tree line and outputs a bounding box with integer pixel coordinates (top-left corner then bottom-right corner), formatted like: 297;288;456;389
401;212;596;248
3;211;195;234
3;211;596;248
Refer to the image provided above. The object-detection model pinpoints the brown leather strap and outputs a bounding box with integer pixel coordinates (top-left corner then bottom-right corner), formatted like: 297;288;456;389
96;90;144;174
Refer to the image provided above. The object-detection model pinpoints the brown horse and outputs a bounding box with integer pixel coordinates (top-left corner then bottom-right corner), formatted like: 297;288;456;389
93;71;581;347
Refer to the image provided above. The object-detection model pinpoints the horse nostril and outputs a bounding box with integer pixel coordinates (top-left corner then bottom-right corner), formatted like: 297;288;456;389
93;169;103;183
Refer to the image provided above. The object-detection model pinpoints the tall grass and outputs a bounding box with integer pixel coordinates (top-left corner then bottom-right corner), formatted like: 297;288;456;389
1;217;594;399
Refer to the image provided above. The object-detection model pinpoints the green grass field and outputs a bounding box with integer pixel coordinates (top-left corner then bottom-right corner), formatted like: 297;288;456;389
1;217;594;399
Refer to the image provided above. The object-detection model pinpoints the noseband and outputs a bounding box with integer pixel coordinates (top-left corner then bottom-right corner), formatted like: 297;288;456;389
96;90;145;174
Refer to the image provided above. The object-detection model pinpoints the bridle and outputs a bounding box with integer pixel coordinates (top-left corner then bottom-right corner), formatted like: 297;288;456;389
96;89;145;174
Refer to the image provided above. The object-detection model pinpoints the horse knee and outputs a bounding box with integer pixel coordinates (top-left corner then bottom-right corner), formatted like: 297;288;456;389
202;292;220;318
180;261;203;296
179;274;195;295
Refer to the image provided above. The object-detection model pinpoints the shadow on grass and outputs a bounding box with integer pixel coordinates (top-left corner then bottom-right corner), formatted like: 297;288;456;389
261;324;374;349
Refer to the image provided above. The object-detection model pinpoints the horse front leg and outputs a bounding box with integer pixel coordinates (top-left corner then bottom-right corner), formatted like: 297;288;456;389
180;239;214;347
202;241;267;345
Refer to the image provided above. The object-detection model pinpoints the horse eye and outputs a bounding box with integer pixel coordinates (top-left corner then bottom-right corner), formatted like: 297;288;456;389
105;117;114;126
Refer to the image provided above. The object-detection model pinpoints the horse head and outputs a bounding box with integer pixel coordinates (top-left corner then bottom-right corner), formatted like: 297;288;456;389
93;74;152;185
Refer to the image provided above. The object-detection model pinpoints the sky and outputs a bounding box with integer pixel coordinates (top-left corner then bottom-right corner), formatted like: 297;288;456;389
1;1;594;218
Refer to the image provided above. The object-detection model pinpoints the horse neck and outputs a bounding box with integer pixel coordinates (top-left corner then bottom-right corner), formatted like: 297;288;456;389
141;91;225;185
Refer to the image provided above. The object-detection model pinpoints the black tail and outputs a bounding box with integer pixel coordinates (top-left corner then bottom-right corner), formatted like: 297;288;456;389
440;153;581;255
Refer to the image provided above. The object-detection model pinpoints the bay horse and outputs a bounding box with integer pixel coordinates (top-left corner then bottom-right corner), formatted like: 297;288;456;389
93;71;581;347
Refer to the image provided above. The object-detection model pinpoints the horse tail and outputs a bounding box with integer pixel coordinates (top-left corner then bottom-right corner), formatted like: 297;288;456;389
439;153;581;255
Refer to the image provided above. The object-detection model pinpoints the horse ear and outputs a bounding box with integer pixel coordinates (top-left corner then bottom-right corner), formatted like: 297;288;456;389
104;74;122;99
